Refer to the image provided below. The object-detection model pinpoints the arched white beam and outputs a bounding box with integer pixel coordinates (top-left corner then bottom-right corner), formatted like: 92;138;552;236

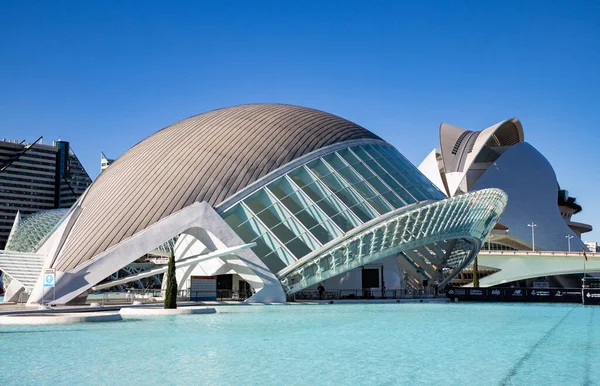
418;148;448;195
468;251;600;287
280;188;507;293
436;118;524;197
92;243;255;291
28;202;286;305
3;280;25;303
169;228;284;302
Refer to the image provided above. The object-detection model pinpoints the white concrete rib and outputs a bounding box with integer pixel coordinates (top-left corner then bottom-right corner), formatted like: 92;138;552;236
0;251;45;290
91;243;255;291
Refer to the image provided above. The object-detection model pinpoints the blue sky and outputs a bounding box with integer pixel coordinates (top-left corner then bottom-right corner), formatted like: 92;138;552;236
1;1;599;241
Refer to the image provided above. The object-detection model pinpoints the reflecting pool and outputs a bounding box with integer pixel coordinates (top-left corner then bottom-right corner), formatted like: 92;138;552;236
1;303;598;385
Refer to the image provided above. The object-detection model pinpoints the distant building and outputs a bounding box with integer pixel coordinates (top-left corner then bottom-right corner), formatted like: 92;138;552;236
584;241;599;252
418;118;593;252
100;151;114;172
0;138;92;248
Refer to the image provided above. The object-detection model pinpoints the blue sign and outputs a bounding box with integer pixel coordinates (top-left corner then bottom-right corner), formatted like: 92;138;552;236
43;268;56;288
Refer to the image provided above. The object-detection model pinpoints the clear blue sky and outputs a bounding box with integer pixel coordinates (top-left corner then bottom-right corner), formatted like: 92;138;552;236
1;1;599;241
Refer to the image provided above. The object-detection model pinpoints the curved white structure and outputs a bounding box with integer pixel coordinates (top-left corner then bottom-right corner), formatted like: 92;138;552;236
470;250;600;287
471;142;584;252
1;104;508;304
419;118;592;253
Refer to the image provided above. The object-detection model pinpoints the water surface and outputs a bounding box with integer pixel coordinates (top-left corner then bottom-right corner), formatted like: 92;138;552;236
1;302;597;385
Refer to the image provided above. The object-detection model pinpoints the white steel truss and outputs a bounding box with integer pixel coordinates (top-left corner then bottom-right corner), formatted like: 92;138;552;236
279;188;507;293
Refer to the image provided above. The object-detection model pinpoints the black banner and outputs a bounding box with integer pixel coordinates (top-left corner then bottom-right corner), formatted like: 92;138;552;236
583;289;600;305
446;287;585;304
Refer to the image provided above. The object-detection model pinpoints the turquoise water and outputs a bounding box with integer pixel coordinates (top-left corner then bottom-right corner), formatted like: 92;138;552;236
1;302;598;385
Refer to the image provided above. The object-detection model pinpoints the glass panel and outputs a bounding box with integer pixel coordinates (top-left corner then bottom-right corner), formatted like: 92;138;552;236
387;169;413;188
335;148;362;165
252;236;278;262
244;190;270;215
330;211;359;232
268;179;321;228
333;187;375;222
302;182;343;216
248;218;279;251
404;185;428;201
321;152;348;170
381;190;406;208
333;166;362;185
288;166;314;188
271;222;297;244
244;187;321;257
319;171;377;216
308;168;371;222
347;161;376;183
307;220;339;244
285;236;313;257
306;159;333;179
222;204;250;235
283;218;320;251
349;146;375;164
365;144;385;159
289;168;362;229
362;174;388;194
261;251;287;273
350;180;391;214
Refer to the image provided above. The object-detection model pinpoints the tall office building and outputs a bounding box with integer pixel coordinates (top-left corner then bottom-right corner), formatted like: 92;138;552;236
0;138;92;248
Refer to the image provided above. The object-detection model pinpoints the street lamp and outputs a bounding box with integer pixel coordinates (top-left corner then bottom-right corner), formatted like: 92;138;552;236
565;235;574;253
527;222;537;251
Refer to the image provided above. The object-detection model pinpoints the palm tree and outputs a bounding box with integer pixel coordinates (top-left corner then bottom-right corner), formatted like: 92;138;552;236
164;249;177;309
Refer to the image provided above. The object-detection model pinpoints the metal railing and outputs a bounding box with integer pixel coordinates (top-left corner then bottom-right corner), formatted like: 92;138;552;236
88;288;255;304
289;288;437;301
90;287;439;304
478;250;599;257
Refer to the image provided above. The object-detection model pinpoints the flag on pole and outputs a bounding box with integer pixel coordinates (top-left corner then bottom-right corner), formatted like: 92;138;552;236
583;247;588;262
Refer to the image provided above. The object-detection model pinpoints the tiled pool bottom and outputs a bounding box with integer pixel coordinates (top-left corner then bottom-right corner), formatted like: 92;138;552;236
1;303;598;385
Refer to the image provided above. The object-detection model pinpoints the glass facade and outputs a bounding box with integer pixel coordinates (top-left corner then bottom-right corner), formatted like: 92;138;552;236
222;142;446;273
279;188;507;292
5;208;69;253
0;139;92;248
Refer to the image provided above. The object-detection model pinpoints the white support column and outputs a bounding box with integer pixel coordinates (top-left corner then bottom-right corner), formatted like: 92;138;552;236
28;202;286;305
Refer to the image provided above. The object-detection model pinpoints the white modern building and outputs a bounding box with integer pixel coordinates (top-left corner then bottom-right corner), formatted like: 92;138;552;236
418;118;592;253
0;104;507;304
100;151;114;172
584;241;599;253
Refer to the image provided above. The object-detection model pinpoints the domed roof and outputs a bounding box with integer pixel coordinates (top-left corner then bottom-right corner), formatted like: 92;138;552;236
53;104;382;271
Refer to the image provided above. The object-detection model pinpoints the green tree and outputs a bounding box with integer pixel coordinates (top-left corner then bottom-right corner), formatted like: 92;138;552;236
472;255;480;288
164;249;178;309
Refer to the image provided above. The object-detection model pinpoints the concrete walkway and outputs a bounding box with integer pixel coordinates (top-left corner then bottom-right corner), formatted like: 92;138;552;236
0;297;449;316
